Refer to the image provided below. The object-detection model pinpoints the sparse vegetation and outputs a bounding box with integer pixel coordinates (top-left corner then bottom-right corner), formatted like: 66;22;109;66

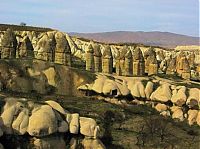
0;24;53;32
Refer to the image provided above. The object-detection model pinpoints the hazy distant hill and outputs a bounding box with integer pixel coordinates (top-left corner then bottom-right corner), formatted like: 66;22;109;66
70;31;199;48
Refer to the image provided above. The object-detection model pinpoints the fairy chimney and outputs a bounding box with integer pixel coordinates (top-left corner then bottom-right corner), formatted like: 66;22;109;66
102;45;113;74
188;52;195;68
178;56;191;79
124;49;133;76
55;32;71;66
1;28;17;59
166;58;177;75
85;44;94;72
93;44;102;72
115;46;127;76
132;47;145;76
17;36;34;58
144;47;158;75
36;34;55;61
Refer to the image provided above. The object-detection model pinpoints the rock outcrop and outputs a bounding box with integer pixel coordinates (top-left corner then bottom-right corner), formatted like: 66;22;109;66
133;47;145;76
0;97;100;139
150;83;172;103
102;45;113;74
85;44;94;72
1;28;17;59
55;32;71;66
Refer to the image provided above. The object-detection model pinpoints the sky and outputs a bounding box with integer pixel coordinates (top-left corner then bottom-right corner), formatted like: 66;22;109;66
0;0;199;37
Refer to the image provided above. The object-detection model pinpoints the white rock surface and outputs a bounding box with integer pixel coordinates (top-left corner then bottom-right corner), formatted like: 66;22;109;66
145;81;154;99
79;117;100;138
170;106;184;121
115;80;130;96
130;81;145;98
45;100;67;115
187;109;198;125
12;108;29;135
28;105;57;136
102;79;120;96
154;103;168;112
66;113;79;134
186;88;200;108
91;76;106;93
150;83;171;102
171;86;187;106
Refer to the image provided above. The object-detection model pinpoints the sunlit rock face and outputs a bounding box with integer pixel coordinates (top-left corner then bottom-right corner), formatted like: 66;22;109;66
102;45;113;74
17;36;34;58
1;28;17;59
176;52;191;79
55;32;71;66
144;47;158;75
85;44;94;72
132;47;145;76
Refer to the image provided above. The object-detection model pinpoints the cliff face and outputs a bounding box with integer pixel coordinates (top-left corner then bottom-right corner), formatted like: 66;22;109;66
0;59;95;96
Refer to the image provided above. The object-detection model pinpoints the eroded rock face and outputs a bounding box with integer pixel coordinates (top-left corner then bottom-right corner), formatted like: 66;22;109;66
145;81;154;100
130;81;145;98
55;32;71;66
171;86;187;106
35;34;55;61
17;36;34;58
27;105;57;137
66;113;79;134
1;28;17;59
170;106;184;121
79;117;100;139
154;103;168;112
124;49;133;76
176;54;191;79
93;44;102;72
102;79;120;96
144;47;158;75
1;100;25;134
166;58;176;75
85;44;94;72
186;88;200;109
133;47;145;76
102;45;113;74
150;83;172;102
12;108;29;135
187;109;198;125
45;100;67;115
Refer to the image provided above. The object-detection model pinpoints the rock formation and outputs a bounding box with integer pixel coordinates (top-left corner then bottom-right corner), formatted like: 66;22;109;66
1;28;17;59
166;58;177;75
35;34;55;61
93;44;102;72
17;36;34;58
115;46;127;76
132;47;145;76
144;47;158;75
0;98;100;139
55;32;71;66
85;44;94;72
188;52;195;68
102;45;113;74
124;48;133;76
176;53;191;79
